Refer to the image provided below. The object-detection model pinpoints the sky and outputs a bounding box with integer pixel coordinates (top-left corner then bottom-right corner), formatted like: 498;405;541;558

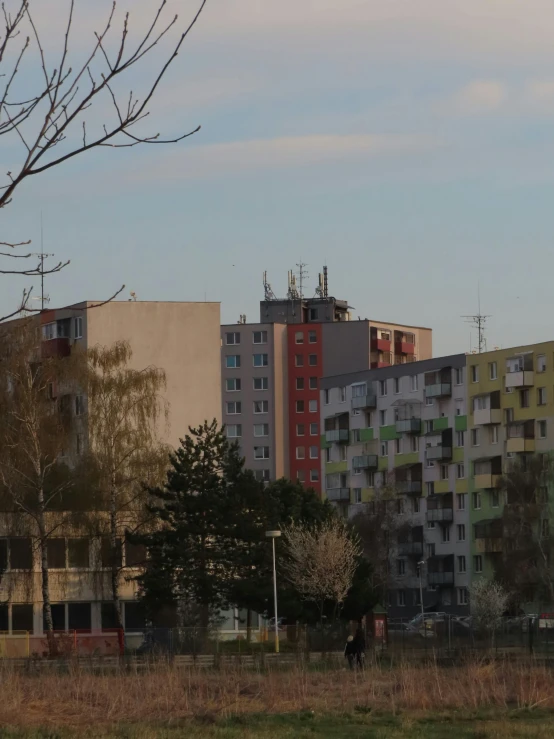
3;0;554;356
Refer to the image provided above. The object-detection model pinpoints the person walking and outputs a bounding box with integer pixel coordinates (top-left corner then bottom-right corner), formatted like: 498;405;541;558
353;627;366;669
344;635;356;669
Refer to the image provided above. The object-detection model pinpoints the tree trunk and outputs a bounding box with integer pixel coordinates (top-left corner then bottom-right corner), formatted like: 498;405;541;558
246;608;252;644
37;488;56;657
110;478;124;632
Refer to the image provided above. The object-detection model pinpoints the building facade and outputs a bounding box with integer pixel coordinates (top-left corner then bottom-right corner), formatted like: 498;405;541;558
320;355;469;618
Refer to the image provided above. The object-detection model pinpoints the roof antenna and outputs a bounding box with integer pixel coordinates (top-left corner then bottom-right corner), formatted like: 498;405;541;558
296;261;308;299
30;212;54;310
462;283;491;353
323;265;328;298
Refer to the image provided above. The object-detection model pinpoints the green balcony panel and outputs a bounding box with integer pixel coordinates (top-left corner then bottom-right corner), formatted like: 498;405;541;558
320;434;331;450
378;456;389;472
452;447;465;463
360;428;374;442
379;425;400;441
455;415;467;432
394;452;420;468
325;461;348;475
432;417;449;431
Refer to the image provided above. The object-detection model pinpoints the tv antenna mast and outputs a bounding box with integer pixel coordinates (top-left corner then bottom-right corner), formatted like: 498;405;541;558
30;213;54;310
296;261;308;299
462;285;491;354
262;271;277;301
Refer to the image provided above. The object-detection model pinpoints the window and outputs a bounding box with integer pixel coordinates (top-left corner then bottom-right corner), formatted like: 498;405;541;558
505;407;514;424
309;446;318;459
226;401;241;415
455;368;463;385
490;425;499;444
379;380;387;397
410;435;419;452
296;400;305;413
471;428;480;447
226;332;241;345
472;492;481;510
397;590;406;607
353;488;362;504
457;493;467;510
125;536;146;567
426;482;435;496
254;400;269;414
489;362;497;380
226;378;241;392
295;331;304;344
442;526;450;543
457;588;469;606
394;378;400;394
339;387;346;403
253;377;268;391
254;424;269;437
309;377;317;390
471;365;479;383
425;420;433;434
395;438;401;454
12;604;34;633
324;389;330;405
458;555;466;573
254;446;270;459
310;469;319;482
425;395;434;406
309;308;319;321
520;389;530;408
456;402;463;416
310;423;318;436
308;330;317;343
9;538;32;570
296;446;305;460
426;457;435;469
253;330;267;344
75;395;85;416
457;524;466;542
296;424;305;436
295;354;304;367
309;399;317;413
124;602;146;633
325;447;331;462
456;430;465;447
253;353;268;367
226;355;241;368
101;538;123;569
42;322;56;340
309;354;317;366
351;429;361;443
426;543;436;557
411;375;418;391
379;410;386;426
538;387;547;406
440;464;449;481
74;316;83;340
339;444;347;461
102;602;122;631
68;539;89;568
538;420;547;439
47;539;66;569
68;603;92;632
538;354;547;372
296;377;305;390
226;424;242;438
397;559;406;576
491;489;499;508
381;441;388;457
367;471;375;488
412;497;420;513
474;555;483;574
254;469;270;482
76;433;84;456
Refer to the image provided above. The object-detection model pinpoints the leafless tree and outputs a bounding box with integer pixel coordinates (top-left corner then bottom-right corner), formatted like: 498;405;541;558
281;518;361;621
1;0;207;320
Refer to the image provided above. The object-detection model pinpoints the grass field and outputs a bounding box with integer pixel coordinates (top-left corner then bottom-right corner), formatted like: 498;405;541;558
1;660;554;737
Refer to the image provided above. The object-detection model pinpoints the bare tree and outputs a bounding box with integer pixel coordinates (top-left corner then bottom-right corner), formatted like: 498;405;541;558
281;518;361;622
1;0;207;319
81;340;169;630
470;578;509;645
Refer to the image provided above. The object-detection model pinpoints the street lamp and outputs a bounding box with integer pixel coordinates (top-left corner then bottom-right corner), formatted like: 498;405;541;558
417;560;425;624
265;530;281;653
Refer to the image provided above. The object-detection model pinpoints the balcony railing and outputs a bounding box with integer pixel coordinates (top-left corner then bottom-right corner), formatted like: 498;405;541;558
505;370;534;389
351;394;376;410
426;508;453;523
396;481;422;495
325;429;349;443
428;571;454;586
474;473;501;490
326;487;350;502
475;537;503;554
506;438;536;454
424;383;452;399
474;408;502;426
398;541;424;557
41;337;71;360
352;454;378;470
395;340;415;356
395;418;421;434
426;445;453;462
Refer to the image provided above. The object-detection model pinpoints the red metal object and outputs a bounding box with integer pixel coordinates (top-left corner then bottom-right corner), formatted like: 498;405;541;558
371;337;391;353
395;341;415;355
41;337;71;359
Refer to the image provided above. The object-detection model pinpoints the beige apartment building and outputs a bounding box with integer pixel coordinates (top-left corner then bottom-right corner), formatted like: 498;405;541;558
0;301;221;637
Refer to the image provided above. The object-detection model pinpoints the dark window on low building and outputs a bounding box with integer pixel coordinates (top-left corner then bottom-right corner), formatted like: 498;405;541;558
0;605;8;632
10;538;32;570
124;537;146;567
47;539;66;569
12;604;33;633
101;537;123;569
68;603;91;632
0;539;7;573
124;602;146;632
68;539;89;568
44;603;66;632
101;602;119;631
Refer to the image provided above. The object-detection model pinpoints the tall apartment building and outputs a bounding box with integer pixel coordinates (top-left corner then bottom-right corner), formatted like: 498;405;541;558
467;341;554;605
1;300;221;636
221;273;432;492
320;355;469;618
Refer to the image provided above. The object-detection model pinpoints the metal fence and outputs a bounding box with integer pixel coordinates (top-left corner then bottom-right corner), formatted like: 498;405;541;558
0;630;123;658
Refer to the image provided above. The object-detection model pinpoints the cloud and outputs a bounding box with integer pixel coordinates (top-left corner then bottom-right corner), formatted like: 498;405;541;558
441;81;508;116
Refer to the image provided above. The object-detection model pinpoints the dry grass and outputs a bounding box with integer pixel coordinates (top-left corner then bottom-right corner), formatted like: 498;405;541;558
0;658;551;729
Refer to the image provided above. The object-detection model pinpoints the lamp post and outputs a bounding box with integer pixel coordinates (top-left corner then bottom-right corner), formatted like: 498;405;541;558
265;530;281;653
417;560;425;624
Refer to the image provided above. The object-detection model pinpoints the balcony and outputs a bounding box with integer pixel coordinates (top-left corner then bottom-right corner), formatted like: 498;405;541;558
505;370;534;389
396;418;421;434
351;394;376;410
474;473;501;490
426;508;453;523
506;420;535;454
396;481;422;495
428;571;454;586
371;337;392;353
41;337;71;360
475;538;503;554
325;429;349;443
398;541;424;557
352;454;378;470
425;383;452;399
326;487;350;502
474;408;502;426
506;438;535;454
426;445;453;462
395;340;415;356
